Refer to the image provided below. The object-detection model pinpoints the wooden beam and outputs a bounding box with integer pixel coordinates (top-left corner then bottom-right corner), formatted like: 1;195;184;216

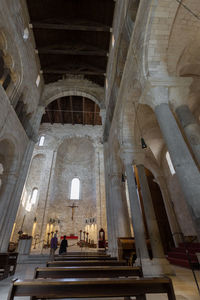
57;99;64;124
38;48;107;57
43;69;105;76
70;96;74;125
93;103;97;126
46;109;53;124
32;22;111;32
82;97;85;125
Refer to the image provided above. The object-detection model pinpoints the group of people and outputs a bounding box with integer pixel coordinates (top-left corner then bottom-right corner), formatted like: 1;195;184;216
50;234;68;258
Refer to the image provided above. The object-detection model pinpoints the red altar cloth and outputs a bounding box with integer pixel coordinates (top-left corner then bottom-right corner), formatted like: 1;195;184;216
60;236;78;240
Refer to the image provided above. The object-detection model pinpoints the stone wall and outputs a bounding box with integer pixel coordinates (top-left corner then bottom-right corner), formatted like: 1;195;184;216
13;124;107;251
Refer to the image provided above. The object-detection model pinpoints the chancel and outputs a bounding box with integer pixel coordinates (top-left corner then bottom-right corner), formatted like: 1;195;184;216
0;0;200;299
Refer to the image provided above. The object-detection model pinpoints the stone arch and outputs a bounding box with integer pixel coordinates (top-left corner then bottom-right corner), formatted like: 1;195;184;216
41;78;105;109
140;0;179;77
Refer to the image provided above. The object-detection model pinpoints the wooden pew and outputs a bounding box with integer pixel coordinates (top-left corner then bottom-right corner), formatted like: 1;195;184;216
47;260;127;267
0;253;9;280
34;265;143;279
8;252;18;276
54;256;117;261
55;252;109;256
8;277;176;300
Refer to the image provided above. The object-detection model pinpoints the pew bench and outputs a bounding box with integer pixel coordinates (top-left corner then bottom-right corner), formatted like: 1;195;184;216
54;256;117;261
34;265;143;279
7;277;176;300
0;253;9;280
55;252;109;257
47;260;127;267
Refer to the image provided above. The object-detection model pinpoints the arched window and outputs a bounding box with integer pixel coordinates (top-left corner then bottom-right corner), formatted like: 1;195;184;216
70;178;80;200
38;135;45;146
166;151;175;175
30;188;38;204
25;188;38;212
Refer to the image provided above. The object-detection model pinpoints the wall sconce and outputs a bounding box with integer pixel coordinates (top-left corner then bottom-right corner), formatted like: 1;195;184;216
34;217;37;222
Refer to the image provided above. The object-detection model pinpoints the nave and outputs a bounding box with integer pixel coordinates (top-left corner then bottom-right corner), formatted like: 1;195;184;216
0;250;200;300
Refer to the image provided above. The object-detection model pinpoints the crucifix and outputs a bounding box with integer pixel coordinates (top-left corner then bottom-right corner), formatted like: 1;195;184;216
68;203;78;220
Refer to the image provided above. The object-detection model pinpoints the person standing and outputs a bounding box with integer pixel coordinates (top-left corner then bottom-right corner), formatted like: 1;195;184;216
50;233;58;259
59;235;68;254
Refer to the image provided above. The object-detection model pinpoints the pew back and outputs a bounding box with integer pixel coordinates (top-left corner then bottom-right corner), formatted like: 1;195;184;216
0;253;9;280
8;277;176;300
34;266;143;278
47;260;127;267
54;256;117;261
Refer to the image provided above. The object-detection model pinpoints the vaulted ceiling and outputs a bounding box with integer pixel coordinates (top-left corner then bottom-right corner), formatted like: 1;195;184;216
26;0;115;87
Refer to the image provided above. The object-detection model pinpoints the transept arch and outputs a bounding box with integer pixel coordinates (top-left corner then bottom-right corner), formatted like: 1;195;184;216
41;78;105;109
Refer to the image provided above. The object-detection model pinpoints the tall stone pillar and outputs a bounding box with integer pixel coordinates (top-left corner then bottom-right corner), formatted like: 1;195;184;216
94;144;107;243
120;149;151;267
0;106;45;252
146;79;200;240
0;140;35;251
103;142;118;256
137;164;173;274
170;79;200;166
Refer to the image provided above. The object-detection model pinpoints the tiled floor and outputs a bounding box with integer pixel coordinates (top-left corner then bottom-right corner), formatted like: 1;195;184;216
0;263;199;300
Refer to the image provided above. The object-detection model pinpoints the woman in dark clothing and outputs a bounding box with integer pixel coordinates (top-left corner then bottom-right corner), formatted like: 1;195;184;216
59;235;68;254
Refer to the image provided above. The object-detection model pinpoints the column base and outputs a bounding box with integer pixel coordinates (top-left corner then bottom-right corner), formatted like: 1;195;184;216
135;258;175;276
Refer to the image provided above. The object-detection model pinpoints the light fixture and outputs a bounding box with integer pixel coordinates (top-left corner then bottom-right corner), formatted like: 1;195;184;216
133;102;147;149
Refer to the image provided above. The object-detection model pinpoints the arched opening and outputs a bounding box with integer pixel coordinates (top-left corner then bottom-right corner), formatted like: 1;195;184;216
38;135;45;146
135;166;174;253
41;96;102;125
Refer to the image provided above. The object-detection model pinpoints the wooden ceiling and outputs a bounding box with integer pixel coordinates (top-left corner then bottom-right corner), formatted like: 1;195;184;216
26;0;115;87
41;96;102;125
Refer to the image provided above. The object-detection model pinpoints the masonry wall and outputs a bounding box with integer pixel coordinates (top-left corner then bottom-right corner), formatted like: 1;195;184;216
13;124;107;250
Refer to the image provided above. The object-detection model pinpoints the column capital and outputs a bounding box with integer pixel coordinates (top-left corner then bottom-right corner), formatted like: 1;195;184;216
140;76;193;110
119;146;145;166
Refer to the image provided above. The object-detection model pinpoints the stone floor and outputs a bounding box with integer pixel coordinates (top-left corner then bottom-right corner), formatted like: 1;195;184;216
0;263;199;300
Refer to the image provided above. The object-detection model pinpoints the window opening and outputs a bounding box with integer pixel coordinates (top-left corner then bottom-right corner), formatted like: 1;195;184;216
30;188;38;204
70;178;80;200
38;135;45;146
166;151;175;175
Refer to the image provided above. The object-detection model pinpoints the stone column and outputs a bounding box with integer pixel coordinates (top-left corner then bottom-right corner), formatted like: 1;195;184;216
137;164;173;274
0;106;45;252
170;79;200;166
0;139;35;251
147;80;200;240
103;142;118;256
94;144;107;243
120;150;149;261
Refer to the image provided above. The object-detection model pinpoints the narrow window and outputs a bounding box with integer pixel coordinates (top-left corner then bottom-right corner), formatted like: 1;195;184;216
70;178;80;200
166;151;175;175
38;135;45;146
30;188;38;204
